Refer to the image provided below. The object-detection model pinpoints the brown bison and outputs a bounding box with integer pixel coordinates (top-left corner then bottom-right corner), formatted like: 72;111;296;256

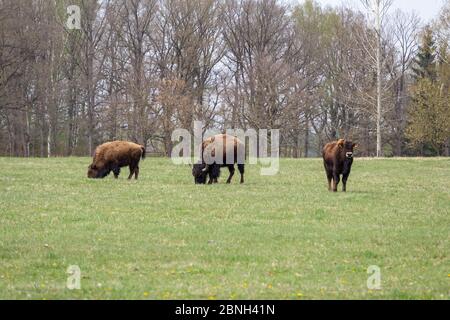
192;134;245;184
87;141;146;180
323;139;358;192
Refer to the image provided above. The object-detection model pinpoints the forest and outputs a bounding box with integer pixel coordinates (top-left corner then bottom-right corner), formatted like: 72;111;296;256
1;0;450;158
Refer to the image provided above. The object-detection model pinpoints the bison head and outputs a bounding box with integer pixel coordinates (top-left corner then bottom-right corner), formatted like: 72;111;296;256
192;163;208;184
87;164;100;178
338;139;358;159
87;164;109;179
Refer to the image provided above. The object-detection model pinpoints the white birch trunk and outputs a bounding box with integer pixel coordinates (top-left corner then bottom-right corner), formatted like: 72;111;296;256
376;0;382;157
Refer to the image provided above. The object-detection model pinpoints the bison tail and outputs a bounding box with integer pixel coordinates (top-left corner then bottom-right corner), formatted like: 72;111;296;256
141;146;146;160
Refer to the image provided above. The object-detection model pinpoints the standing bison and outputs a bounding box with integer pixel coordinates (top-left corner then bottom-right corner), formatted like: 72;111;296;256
87;141;146;180
323;139;358;192
192;134;245;184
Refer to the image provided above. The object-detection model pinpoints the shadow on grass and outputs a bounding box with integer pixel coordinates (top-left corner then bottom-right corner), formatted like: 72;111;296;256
322;190;371;195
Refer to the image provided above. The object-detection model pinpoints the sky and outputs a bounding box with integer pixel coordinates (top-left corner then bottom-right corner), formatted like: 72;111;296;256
309;0;445;23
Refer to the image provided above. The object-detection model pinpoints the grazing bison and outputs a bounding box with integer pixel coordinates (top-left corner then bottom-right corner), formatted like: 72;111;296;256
323;139;358;192
87;141;146;180
192;134;245;184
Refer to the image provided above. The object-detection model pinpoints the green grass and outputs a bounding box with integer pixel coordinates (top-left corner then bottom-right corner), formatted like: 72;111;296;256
0;157;449;300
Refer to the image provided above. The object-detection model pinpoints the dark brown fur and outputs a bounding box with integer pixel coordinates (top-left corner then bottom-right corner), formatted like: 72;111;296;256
88;141;146;180
323;139;358;192
192;134;245;184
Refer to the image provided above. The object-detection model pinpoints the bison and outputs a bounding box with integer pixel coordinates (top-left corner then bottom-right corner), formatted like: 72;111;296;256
87;141;146;180
323;139;358;192
192;134;245;184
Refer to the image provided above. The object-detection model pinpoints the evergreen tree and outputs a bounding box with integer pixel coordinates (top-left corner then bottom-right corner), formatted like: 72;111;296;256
412;26;437;81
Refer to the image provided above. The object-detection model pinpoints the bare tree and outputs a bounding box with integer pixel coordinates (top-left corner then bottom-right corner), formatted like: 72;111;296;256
360;0;393;157
389;10;420;155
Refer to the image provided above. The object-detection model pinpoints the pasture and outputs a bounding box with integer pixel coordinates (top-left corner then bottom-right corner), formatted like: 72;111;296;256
0;157;449;300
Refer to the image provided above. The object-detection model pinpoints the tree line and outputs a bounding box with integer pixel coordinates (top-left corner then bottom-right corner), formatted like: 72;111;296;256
1;0;449;158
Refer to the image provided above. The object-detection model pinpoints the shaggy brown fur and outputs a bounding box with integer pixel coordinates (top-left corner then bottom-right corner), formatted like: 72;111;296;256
192;134;245;184
88;141;146;180
323;139;358;192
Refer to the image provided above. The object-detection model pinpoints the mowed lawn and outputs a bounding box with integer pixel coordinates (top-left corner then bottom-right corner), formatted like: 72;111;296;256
0;157;449;300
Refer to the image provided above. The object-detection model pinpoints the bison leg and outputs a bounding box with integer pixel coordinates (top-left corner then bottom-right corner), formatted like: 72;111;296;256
208;173;218;184
238;164;245;184
134;166;139;180
113;167;121;179
326;172;333;191
342;173;350;192
226;165;235;184
207;171;214;184
332;173;340;192
205;164;219;184
324;162;333;191
128;165;135;180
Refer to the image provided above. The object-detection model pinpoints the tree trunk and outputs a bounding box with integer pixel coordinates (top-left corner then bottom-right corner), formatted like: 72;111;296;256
445;139;450;157
376;0;382;157
47;121;52;158
25;107;30;157
304;118;309;158
394;71;406;157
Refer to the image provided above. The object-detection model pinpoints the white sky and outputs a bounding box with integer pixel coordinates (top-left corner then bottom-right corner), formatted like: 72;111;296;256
306;0;445;23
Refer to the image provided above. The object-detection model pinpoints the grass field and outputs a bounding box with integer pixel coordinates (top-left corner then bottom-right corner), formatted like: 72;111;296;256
0;157;449;300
